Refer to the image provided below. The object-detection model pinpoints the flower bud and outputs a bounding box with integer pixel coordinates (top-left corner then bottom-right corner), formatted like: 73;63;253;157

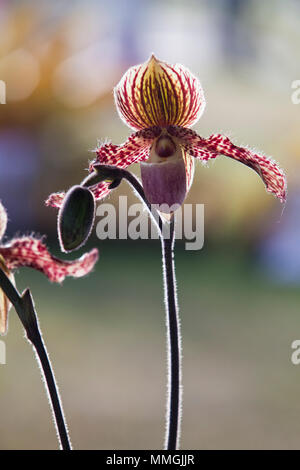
58;185;95;253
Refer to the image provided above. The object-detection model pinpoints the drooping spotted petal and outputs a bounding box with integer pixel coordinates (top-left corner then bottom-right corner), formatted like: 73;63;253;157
0;202;7;241
46;127;160;209
114;55;205;131
168;126;287;202
0;237;99;283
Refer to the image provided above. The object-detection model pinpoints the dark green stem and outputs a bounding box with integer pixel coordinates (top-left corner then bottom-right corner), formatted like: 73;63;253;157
0;268;71;450
119;172;182;449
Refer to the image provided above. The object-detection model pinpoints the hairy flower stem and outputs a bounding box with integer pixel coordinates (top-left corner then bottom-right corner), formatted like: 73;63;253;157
0;268;71;450
161;217;181;450
122;172;181;449
84;167;181;449
122;171;181;449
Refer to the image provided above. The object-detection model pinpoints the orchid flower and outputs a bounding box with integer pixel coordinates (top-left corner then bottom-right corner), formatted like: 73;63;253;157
46;54;286;211
0;201;98;335
45;55;287;451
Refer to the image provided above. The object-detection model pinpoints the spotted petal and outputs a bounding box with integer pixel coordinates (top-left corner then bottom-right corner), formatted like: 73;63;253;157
114;55;205;131
46;191;66;208
168;126;287;202
46;127;160;208
0;237;99;283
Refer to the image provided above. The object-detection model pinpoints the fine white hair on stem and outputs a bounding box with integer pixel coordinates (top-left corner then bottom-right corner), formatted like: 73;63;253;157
26;323;72;450
161;214;182;450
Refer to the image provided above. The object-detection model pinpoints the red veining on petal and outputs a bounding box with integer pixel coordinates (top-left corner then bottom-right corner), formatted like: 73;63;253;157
165;64;188;127
139;66;155;127
92;126;160;169
163;65;180;123
168;126;287;202
131;66;149;129
114;55;205;130
0;238;99;283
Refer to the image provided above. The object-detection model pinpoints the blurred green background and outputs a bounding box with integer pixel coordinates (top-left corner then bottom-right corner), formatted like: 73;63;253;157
1;0;300;449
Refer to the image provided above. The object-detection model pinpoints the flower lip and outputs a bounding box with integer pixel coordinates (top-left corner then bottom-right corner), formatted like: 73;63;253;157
141;159;187;211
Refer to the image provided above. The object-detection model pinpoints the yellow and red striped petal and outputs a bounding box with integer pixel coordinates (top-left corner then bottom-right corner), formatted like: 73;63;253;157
46;127;160;208
168;126;287;202
0;237;99;283
114;55;205;131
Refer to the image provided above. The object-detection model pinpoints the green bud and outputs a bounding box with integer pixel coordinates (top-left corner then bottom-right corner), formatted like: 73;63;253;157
58;185;95;253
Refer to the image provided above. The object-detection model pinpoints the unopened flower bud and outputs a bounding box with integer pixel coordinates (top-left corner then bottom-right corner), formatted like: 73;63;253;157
58;185;95;253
